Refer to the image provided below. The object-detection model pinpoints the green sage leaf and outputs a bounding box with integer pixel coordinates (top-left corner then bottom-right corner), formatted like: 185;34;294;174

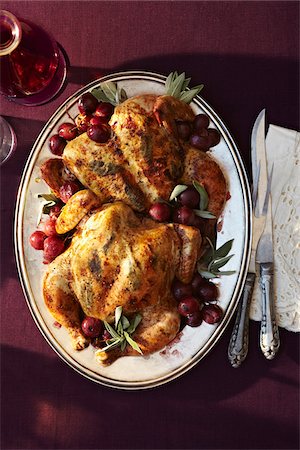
38;193;58;202
91;82;127;106
194;210;216;219
102;308;143;354
165;72;174;93
198;270;217;279
119;88;127;102
201;249;214;265
169;184;188;202
215;239;234;259
192;181;208;210
165;72;204;103
103;338;122;352
124;331;143;354
101;81;117;99
121;315;130;330
210;254;234;271
167;72;185;97
42;201;56;215
217;270;236;275
91;88;110;103
104;321;119;339
179;85;204;103
127;313;142;334
181;77;191;91
115;306;123;328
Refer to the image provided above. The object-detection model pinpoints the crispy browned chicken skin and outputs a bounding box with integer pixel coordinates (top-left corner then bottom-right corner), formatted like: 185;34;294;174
43;202;201;358
63;95;194;211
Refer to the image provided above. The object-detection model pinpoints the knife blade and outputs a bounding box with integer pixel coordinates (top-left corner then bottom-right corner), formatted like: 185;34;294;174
255;114;280;359
228;110;267;367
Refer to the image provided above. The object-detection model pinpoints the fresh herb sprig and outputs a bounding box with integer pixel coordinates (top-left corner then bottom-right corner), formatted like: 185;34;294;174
198;237;235;279
102;306;143;354
165;71;204;104
91;81;127;106
169;181;215;219
36;193;60;225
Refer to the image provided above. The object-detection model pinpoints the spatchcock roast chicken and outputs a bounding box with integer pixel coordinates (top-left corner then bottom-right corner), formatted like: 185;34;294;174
41;93;227;365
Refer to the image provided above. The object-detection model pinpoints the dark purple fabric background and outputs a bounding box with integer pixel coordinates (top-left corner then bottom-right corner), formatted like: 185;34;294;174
0;2;299;449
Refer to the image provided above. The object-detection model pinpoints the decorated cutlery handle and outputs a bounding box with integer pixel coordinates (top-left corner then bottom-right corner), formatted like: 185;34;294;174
228;272;256;368
259;262;280;359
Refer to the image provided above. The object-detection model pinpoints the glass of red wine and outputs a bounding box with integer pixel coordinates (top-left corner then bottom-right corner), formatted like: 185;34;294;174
0;10;67;106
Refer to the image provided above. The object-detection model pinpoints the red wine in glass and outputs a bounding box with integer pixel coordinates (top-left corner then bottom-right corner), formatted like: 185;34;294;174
0;10;67;105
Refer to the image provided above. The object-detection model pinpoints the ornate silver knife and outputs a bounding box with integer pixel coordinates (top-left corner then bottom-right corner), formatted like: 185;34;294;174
228;109;279;367
254;117;280;359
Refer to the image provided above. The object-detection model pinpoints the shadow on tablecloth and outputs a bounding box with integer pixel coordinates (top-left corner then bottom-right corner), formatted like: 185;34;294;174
1;332;299;450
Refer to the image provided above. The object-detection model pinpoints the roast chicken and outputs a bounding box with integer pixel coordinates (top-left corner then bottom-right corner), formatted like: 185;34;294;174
43;202;201;362
62;95;194;211
42;92;227;364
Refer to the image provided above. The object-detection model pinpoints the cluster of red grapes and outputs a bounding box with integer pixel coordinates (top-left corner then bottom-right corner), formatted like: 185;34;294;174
177;113;221;151
29;178;83;262
29;203;65;263
149;184;222;328
29;93;115;261
149;184;204;229
48;92;114;156
172;273;223;327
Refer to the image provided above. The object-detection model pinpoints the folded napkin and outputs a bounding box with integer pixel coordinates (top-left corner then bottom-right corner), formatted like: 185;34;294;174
249;124;300;332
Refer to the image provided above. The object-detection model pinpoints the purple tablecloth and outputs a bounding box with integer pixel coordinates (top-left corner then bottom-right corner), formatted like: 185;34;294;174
1;2;299;449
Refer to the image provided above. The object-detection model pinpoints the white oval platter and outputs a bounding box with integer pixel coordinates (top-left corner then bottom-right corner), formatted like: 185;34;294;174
15;71;251;389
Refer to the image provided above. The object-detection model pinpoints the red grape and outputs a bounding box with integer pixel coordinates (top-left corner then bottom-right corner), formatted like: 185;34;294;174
95;102;114;119
89;115;108;126
149;202;171;222
173;205;195;225
102;330;111;341
191;273;205;294
59;181;80;203
201;304;223;324
49;204;62;218
172;279;193;301
190;133;210;151
177;121;192;140
186;310;202;327
43;236;65;262
197;281;219;302
191;215;205;231
178;186;200;208
29;230;46;250
48;134;66;156
87;124;111;143
43;217;58;236
193;114;209;131
81;317;103;338
207;128;221;147
58;122;78;141
178;296;200;316
78;92;98;115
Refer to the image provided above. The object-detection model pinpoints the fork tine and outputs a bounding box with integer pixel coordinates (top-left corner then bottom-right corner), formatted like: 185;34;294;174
262;163;274;215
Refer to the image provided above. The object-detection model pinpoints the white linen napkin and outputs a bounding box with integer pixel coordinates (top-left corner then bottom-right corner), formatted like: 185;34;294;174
249;124;300;332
